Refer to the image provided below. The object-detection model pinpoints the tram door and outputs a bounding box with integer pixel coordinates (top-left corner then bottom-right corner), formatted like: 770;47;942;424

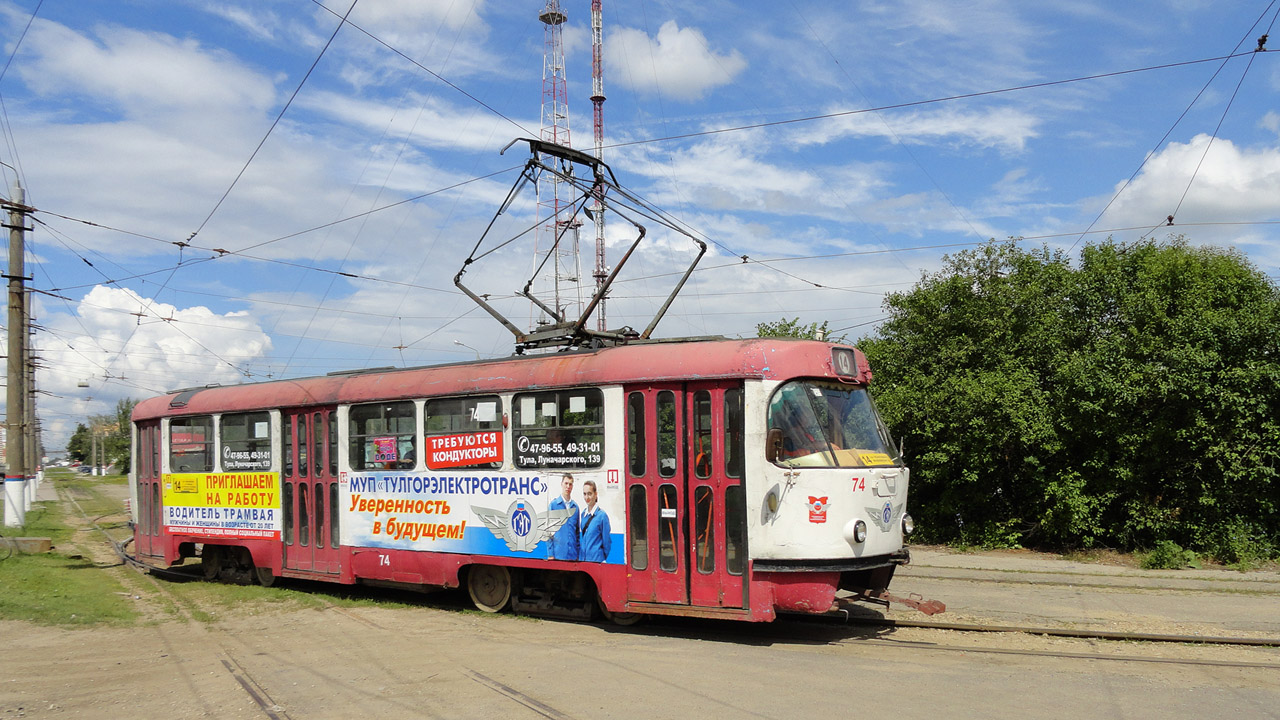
134;421;163;559
281;408;341;575
625;382;746;608
625;384;687;604
685;382;747;608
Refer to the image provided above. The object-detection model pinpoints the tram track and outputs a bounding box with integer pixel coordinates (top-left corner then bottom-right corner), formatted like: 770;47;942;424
61;486;1280;702
902;568;1280;595
830;613;1280;647
60;486;294;720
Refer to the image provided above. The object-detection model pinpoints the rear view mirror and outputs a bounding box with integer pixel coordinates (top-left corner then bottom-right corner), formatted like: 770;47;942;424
765;428;783;463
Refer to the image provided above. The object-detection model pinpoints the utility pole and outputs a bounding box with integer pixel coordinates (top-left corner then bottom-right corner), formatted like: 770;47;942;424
4;182;27;527
25;287;38;504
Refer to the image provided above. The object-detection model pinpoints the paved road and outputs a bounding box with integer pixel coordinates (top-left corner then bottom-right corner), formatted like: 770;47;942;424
895;547;1280;637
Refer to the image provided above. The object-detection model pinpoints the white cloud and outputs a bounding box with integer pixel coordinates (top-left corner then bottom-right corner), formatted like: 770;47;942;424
608;21;746;102
16;19;276;120
1262;111;1280;137
794;106;1041;153
28;286;274;448
347;0;486;34
300;91;527;153
1096;135;1280;227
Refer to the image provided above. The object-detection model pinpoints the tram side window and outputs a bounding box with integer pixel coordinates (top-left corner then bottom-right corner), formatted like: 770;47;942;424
220;412;272;471
282;417;293;476
627;392;645;477
657;391;677;478
629;485;648;570
724;387;744;479
693;391;713;479
658;484;678;572
349;401;417;470
512;388;604;469
693;485;715;574
170;416;213;472
725;485;746;576
330;483;340;548
424;396;503;470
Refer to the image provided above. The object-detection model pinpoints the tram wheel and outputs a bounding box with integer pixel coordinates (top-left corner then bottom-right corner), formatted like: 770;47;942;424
201;545;222;580
254;566;276;587
467;565;512;613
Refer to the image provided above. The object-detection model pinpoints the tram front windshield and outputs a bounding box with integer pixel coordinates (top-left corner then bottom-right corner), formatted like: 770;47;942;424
767;380;901;467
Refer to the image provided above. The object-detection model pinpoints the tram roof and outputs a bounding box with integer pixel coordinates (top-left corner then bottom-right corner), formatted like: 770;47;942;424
133;337;872;421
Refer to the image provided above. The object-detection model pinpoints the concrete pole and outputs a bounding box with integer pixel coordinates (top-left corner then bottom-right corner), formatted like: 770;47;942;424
91;430;98;476
4;183;26;527
25;288;35;508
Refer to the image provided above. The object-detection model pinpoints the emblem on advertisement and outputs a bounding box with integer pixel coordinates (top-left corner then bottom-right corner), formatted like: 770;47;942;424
865;501;904;532
807;496;829;523
607;469;620;490
472;498;573;553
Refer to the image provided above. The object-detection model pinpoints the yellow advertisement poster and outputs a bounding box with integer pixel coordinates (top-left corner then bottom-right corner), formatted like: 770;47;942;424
162;472;282;540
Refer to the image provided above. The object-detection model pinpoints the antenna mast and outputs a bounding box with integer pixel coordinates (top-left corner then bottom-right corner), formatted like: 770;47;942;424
534;0;582;324
590;0;607;331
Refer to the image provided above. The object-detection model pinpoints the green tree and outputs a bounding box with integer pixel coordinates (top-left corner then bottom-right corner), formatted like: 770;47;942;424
862;238;1280;556
66;423;90;462
756;317;847;343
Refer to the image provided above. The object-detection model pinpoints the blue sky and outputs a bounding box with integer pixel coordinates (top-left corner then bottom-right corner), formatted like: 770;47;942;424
1;0;1278;449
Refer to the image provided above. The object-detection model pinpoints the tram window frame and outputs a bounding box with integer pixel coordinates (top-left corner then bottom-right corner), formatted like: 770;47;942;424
327;415;338;477
725;485;746;576
314;481;325;549
693;391;713;479
629;485;648;570
299;482;310;547
282;416;294;476
330;483;340;548
657;391;677;478
424;395;503;470
283;482;294;545
349;401;418;471
658;483;678;572
220;412;272;472
512;388;604;470
170;416;214;473
724;387;744;479
312;415;325;477
693;485;715;574
627;392;645;477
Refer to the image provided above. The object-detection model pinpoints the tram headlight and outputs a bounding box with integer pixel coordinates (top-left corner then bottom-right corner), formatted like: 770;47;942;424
853;520;867;544
902;513;915;537
765;489;780;514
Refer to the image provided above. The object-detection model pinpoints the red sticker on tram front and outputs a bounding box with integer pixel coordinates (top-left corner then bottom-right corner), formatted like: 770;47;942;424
807;496;829;523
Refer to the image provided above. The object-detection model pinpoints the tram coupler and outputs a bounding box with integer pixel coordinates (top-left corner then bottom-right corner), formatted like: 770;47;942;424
848;589;946;616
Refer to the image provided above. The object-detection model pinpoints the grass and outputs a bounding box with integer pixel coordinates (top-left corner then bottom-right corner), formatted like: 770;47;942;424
0;472;143;626
1;471;430;628
0;551;141;626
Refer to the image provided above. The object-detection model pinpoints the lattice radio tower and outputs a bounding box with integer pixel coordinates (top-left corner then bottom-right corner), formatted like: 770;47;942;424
589;0;608;331
533;0;583;326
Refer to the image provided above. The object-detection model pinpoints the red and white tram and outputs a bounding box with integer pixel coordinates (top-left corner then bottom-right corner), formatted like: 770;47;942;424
130;337;914;622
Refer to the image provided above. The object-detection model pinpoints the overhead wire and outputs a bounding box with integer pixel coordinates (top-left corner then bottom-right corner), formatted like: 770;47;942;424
309;0;534;138
1070;1;1279;250
190;0;360;242
602;50;1271;151
0;0;43;190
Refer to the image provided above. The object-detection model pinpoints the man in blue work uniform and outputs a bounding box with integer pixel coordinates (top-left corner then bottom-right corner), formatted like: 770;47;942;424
579;479;611;562
548;473;580;560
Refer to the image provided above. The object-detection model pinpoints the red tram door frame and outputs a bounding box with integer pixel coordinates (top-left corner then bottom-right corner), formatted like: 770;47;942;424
624;384;687;605
281;408;341;575
624;382;744;609
134;420;162;559
684;381;745;609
